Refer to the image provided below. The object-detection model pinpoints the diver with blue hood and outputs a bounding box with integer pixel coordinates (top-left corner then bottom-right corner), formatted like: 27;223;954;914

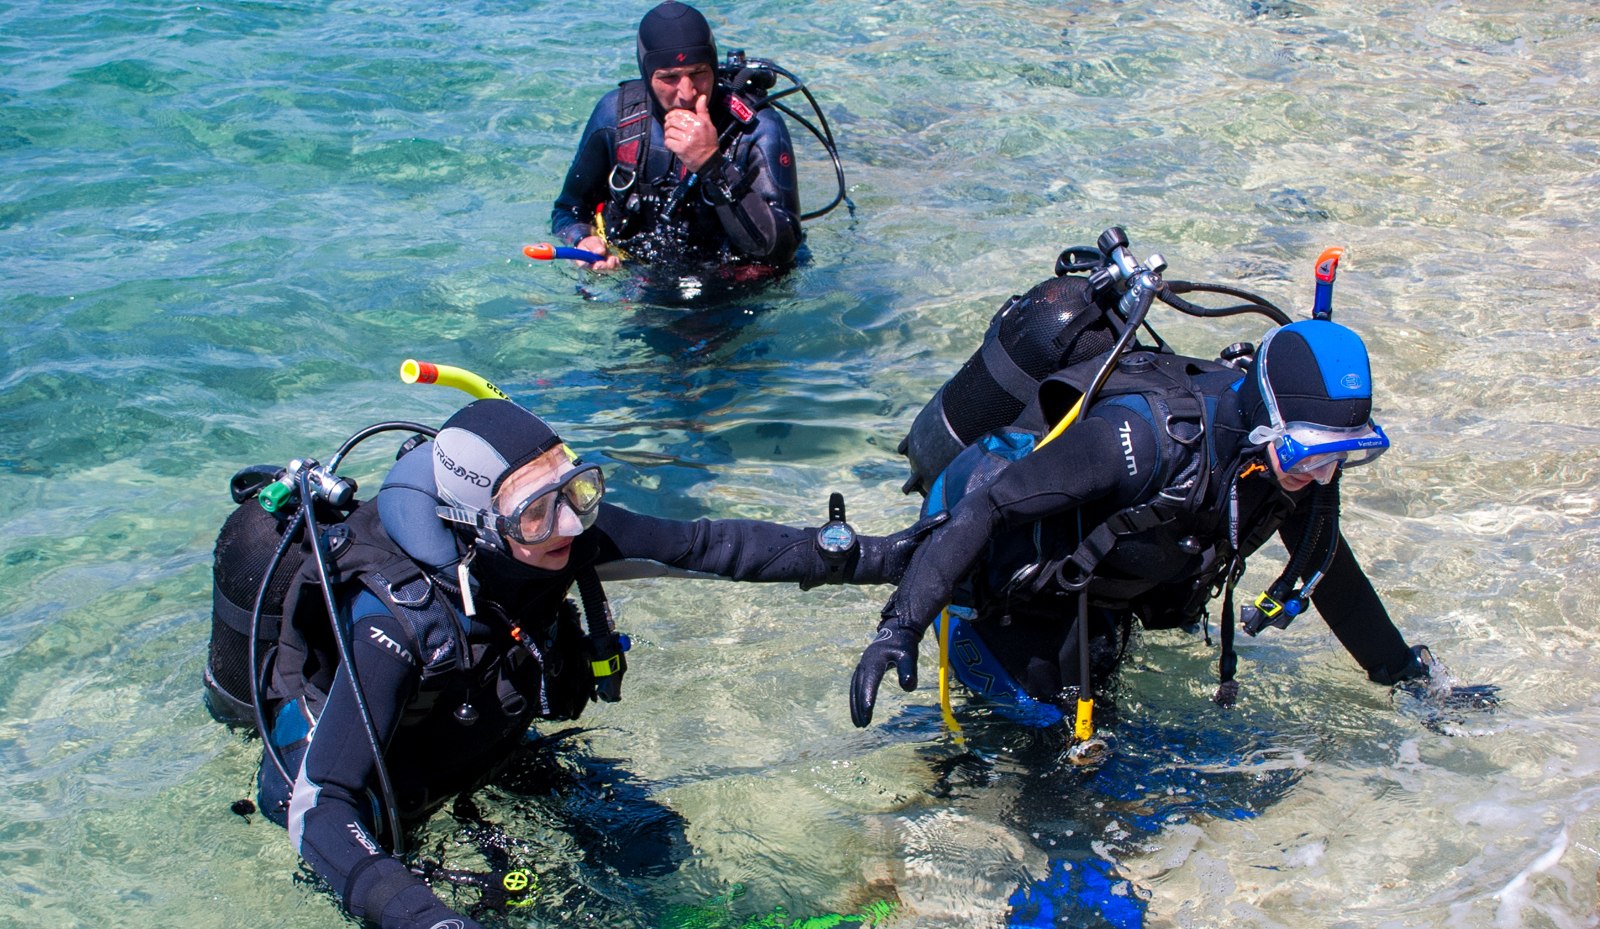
849;239;1487;739
206;394;938;929
550;1;811;272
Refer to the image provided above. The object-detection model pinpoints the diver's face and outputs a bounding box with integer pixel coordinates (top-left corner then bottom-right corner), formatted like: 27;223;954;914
494;448;586;571
650;63;713;110
1268;443;1339;493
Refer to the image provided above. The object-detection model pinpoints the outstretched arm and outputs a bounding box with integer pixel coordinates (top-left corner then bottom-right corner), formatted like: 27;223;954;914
589;503;938;588
1297;527;1420;684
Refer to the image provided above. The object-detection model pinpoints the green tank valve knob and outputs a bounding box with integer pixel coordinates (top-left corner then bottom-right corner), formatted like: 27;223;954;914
259;480;294;513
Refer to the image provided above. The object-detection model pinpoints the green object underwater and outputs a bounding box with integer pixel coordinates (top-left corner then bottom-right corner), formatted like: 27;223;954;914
661;886;896;929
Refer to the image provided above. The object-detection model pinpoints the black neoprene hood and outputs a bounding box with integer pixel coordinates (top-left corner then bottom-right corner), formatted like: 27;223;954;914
432;400;563;512
636;1;717;80
1240;326;1374;431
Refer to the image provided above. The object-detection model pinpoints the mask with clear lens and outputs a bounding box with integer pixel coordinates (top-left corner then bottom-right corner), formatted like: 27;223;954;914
1269;421;1390;474
496;463;606;545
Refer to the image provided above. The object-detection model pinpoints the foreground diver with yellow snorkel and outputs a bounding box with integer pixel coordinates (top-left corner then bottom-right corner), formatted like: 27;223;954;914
203;362;940;929
849;230;1497;751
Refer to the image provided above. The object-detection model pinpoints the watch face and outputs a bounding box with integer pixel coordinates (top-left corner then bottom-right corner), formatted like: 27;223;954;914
818;522;856;553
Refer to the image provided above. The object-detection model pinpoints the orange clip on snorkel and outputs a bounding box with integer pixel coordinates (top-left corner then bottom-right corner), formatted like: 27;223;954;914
400;359;510;401
1313;246;1345;320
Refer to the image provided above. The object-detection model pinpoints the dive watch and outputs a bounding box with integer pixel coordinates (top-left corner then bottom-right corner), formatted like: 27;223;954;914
816;492;859;584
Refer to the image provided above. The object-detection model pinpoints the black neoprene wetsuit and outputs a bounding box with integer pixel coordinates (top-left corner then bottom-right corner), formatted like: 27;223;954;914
550;83;802;266
261;503;896;929
888;381;1417;703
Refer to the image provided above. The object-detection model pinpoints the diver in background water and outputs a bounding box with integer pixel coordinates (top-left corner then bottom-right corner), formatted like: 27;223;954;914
551;1;803;273
209;397;938;929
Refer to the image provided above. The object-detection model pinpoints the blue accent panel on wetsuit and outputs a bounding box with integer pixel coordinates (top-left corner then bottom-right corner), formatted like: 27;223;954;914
985;430;1036;458
271;698;310;747
1007;857;1146;929
933;607;1064;728
923;431;1033;520
348;587;467;644
1284;320;1371;400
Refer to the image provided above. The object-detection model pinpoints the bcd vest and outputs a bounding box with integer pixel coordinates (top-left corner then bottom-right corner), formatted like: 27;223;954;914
205;460;616;736
920;346;1248;630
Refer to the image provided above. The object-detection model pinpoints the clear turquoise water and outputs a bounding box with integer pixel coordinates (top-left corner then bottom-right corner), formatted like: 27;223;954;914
3;1;1598;927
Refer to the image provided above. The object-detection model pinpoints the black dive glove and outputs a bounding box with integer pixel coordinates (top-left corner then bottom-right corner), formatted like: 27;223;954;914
849;594;926;728
1378;645;1501;731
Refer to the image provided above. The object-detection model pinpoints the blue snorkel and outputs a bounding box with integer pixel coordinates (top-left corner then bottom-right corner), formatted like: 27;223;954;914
1240;247;1361;637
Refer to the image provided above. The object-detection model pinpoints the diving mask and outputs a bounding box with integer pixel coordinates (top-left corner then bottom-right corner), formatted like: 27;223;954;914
1250;420;1390;474
438;461;605;547
495;461;605;544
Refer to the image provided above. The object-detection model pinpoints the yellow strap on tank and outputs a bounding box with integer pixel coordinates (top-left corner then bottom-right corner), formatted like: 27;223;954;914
936;609;965;743
1031;394;1098;742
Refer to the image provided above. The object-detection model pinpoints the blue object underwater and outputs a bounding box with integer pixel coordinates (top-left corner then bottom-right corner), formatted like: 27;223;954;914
1007;857;1143;929
921;711;1305;929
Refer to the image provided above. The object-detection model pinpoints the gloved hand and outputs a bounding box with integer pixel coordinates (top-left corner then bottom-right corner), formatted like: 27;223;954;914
870;511;949;585
849;596;925;728
1386;645;1501;733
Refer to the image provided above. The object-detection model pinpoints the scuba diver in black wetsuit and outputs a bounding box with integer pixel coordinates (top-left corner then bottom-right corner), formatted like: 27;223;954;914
205;395;939;929
848;231;1493;746
551;1;812;275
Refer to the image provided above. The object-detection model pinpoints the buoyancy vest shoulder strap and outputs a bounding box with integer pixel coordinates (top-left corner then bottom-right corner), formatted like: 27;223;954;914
609;79;654;204
273;503;465;713
1035;353;1224;599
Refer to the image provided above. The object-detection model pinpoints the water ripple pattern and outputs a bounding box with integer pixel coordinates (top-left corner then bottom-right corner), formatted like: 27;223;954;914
2;0;1597;927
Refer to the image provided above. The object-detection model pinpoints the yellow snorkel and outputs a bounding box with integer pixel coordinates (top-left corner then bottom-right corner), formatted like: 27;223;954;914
400;359;510;401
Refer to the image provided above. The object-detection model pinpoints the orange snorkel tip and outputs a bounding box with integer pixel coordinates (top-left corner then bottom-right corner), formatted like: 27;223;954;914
400;359;510;401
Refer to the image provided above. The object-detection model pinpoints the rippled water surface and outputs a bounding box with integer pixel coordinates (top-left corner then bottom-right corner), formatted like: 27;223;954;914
3;1;1598;927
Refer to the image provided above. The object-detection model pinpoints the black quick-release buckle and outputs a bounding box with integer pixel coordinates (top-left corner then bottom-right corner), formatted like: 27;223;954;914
1105;505;1165;536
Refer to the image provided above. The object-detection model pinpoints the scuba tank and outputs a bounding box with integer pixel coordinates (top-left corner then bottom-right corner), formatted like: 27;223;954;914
898;273;1120;496
204;457;363;729
897;231;1294;497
